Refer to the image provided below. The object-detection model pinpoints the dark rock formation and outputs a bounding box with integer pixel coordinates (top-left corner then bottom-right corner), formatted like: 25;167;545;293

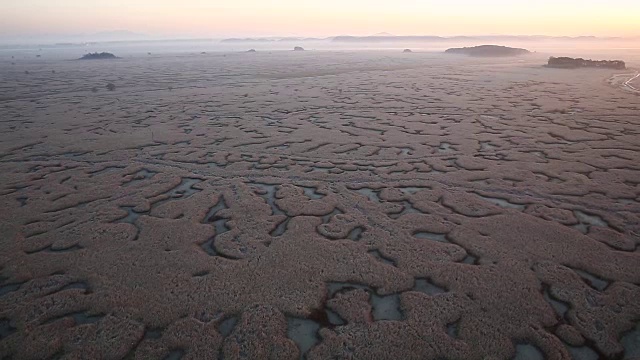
247;49;256;53
547;57;625;70
403;49;413;53
79;52;117;60
293;46;305;51
445;45;530;57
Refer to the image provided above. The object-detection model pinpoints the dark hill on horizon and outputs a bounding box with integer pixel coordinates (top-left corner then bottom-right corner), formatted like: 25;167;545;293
445;45;530;57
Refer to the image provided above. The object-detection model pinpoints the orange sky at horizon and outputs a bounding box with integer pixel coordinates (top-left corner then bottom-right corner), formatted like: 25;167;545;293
1;0;639;39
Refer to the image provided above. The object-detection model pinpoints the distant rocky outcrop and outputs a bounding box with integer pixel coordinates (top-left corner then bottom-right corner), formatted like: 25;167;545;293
247;49;256;52
445;45;530;57
79;52;117;60
547;57;625;70
403;49;413;53
293;46;305;51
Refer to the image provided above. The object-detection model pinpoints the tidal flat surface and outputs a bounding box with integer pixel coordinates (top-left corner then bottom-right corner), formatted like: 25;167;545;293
1;50;639;359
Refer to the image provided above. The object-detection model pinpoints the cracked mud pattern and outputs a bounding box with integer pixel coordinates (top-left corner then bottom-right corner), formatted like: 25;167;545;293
1;52;640;359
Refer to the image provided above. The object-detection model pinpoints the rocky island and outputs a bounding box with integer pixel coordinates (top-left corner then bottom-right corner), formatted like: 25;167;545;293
293;46;305;51
445;45;530;57
547;57;625;70
78;52;118;60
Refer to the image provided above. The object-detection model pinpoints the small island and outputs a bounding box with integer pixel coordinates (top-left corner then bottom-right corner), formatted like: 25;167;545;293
403;49;413;53
547;57;625;70
247;49;257;53
293;46;305;51
78;52;118;60
445;45;530;57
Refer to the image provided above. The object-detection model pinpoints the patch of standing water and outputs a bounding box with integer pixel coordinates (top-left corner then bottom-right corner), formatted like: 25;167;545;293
163;349;184;360
573;269;609;292
476;194;526;210
327;282;403;321
480;141;498;151
368;250;396;266
300;186;325;199
287;317;321;359
438;142;455;153
413;231;449;243
513;344;544;360
252;183;286;216
115;206;142;224
413;278;447;295
355;188;381;202
572;210;609;234
566;346;599;360
203;196;230;235
543;287;569;318
217;316;238;337
347;227;364;241
621;323;640;359
388;200;422;219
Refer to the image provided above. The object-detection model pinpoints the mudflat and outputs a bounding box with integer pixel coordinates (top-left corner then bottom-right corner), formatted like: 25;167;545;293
1;50;639;359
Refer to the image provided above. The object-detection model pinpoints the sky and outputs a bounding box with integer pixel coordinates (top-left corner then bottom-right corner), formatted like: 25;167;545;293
1;0;639;40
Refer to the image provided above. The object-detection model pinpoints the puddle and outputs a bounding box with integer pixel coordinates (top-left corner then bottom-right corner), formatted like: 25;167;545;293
17;196;28;207
398;187;428;195
573;269;609;292
0;282;23;297
347;227;364;241
476;195;525;210
321;208;343;224
165;178;202;198
327;282;403;321
151;178;203;210
143;328;163;340
513;344;544;360
572;210;609;234
308;166;332;173
115;206;143;224
287;317;321;358
300;186;325;200
270;218;290;237
413;232;449;243
413;278;447;296
355;188;381;202
447;319;459;338
621;323;640;359
438;142;455;153
543;287;569;318
461;254;478;265
217;316;238;337
0;318;16;340
122;169;157;187
368;250;396;266
200;237;220;256
480;141;498;151
25;244;83;255
203;196;230;237
71;312;104;325
59;281;90;293
566;346;599;360
388;201;422;219
325;309;346;326
89;166;125;177
252;183;286;216
163;349;185;360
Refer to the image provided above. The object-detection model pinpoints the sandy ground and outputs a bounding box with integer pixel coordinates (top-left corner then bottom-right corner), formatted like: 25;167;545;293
0;50;639;359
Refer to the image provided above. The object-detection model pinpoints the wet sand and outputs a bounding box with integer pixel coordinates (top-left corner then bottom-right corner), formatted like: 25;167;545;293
0;51;639;359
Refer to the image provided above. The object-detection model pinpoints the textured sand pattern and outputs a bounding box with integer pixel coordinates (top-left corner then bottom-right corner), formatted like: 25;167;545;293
1;52;639;359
